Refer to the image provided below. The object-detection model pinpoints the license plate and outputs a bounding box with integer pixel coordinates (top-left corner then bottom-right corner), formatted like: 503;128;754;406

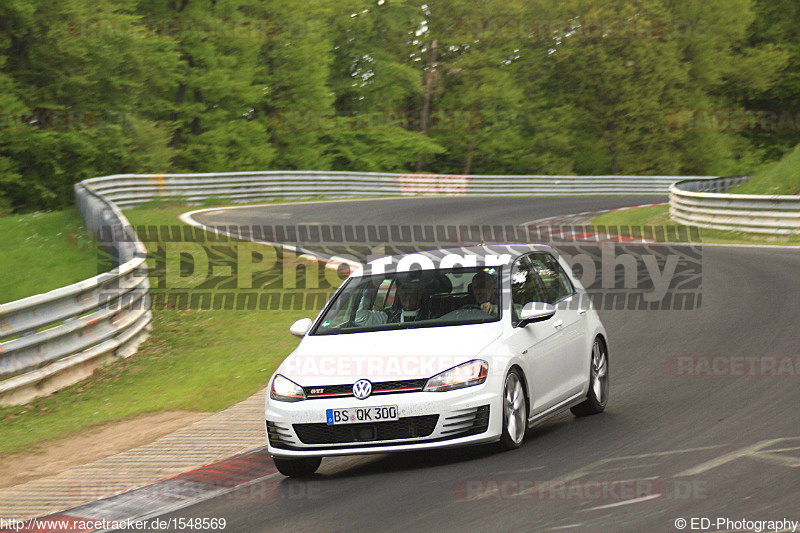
326;405;398;425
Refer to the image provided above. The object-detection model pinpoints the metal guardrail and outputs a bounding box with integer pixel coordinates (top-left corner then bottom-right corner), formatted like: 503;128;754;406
84;172;693;208
669;176;800;234
0;171;704;406
0;185;152;406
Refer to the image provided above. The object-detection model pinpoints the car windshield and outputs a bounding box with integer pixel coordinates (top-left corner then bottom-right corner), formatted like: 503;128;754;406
312;267;502;335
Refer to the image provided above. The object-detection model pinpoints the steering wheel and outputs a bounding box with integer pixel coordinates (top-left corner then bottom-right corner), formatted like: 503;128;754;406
459;304;484;311
440;305;494;321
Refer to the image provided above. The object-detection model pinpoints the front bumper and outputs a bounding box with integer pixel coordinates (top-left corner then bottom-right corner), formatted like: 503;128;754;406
265;378;504;458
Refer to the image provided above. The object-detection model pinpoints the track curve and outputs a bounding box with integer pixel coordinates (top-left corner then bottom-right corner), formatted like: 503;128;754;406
146;197;800;533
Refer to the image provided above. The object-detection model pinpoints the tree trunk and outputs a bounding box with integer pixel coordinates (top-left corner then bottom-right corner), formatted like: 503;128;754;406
416;39;438;172
463;139;475;175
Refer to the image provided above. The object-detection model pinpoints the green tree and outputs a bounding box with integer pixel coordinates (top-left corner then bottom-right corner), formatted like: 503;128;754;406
1;0;181;211
134;0;275;172
316;0;443;172
739;0;800;161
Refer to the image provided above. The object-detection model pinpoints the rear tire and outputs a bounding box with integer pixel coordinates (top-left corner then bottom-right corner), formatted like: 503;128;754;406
497;368;528;450
571;338;609;417
273;456;322;477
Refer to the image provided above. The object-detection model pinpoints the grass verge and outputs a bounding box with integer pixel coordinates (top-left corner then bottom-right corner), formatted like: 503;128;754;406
590;205;800;245
731;144;800;195
0;209;99;305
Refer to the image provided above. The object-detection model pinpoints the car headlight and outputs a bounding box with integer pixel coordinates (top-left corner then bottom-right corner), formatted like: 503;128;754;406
270;374;306;402
424;360;488;392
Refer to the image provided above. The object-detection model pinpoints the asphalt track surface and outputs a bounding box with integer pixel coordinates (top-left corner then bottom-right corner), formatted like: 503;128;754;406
146;197;799;532
189;196;667;229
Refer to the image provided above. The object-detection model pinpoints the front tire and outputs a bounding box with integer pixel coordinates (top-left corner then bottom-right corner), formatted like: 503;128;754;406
498;368;528;450
571;337;609;417
273;456;322;477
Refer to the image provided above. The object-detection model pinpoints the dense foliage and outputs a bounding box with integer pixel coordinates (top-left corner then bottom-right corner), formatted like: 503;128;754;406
1;0;798;212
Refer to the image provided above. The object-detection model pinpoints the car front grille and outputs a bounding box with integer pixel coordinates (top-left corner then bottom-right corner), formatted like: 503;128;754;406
303;378;427;400
293;415;439;445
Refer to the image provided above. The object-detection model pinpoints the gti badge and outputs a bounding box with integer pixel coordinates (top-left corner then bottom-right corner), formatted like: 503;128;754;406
352;379;372;400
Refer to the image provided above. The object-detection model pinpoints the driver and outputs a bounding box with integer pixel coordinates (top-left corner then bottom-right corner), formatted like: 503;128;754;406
355;276;428;326
469;271;499;316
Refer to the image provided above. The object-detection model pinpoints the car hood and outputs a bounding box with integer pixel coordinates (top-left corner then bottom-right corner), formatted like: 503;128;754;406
277;323;504;386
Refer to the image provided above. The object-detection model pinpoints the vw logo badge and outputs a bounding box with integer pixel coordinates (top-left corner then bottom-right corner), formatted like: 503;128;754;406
352;379;372;400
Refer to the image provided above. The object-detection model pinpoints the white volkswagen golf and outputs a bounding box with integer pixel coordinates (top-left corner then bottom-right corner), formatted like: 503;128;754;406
265;245;609;477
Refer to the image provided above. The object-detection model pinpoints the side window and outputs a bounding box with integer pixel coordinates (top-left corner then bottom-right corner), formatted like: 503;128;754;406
511;257;546;324
528;253;574;304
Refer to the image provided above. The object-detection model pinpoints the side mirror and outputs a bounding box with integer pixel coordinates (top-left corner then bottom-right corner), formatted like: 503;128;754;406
518;302;556;327
289;318;313;338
